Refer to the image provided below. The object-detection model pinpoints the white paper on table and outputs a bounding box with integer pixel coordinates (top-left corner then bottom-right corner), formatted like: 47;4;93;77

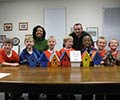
70;51;81;62
0;73;11;79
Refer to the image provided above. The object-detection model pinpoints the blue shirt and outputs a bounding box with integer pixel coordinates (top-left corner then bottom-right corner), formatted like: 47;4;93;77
20;48;41;65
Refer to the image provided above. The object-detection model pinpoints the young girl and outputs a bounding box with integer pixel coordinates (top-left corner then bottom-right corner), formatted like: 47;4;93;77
108;39;120;64
106;38;120;100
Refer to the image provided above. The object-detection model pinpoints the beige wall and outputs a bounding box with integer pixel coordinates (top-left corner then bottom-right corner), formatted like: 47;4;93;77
0;0;120;51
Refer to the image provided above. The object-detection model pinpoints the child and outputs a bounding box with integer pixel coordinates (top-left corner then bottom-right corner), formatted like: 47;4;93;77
97;37;116;66
105;39;120;100
96;36;108;65
81;35;97;66
20;35;41;67
0;38;23;100
44;36;59;60
81;35;97;100
20;35;41;100
44;36;59;100
95;36;108;100
108;38;120;65
59;35;76;100
59;35;75;57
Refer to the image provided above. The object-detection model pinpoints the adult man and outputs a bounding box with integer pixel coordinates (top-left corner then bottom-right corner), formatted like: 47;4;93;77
69;23;95;100
69;23;94;50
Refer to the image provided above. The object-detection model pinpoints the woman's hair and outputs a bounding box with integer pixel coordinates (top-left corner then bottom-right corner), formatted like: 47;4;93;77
32;25;46;40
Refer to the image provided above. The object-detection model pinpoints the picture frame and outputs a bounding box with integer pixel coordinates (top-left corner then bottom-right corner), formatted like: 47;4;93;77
0;35;6;43
12;37;20;46
4;23;12;31
86;27;98;42
19;22;28;31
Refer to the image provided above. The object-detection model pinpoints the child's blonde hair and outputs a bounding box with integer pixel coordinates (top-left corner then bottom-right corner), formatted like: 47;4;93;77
108;38;119;47
24;35;34;43
63;35;73;43
96;36;107;45
47;36;56;41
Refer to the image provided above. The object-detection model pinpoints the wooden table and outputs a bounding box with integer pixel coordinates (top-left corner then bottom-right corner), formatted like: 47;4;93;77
0;65;120;99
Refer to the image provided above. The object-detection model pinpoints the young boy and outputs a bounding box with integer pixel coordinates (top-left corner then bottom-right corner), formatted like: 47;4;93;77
95;36;108;100
81;35;97;100
20;35;41;66
0;38;23;100
59;35;75;57
20;35;41;100
44;36;59;100
0;38;19;66
96;36;108;65
59;35;76;100
44;36;59;60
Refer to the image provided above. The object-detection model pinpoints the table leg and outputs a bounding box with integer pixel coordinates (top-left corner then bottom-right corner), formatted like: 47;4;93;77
5;93;9;100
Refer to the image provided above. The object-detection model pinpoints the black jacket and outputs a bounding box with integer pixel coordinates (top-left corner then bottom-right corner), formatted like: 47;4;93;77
69;31;94;50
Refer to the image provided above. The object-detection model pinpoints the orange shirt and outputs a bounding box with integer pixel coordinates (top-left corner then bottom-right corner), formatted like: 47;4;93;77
59;48;75;57
111;50;118;58
44;50;60;60
98;49;107;58
0;49;19;64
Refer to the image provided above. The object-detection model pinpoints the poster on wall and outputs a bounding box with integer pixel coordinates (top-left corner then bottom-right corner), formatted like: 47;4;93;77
86;27;98;42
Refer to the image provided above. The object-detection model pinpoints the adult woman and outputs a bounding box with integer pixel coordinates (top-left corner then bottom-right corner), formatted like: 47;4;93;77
32;25;48;53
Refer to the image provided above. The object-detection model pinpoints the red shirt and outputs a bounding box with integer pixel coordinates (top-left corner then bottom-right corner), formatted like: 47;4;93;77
44;50;60;60
98;49;107;58
59;48;75;57
111;50;118;58
0;49;19;64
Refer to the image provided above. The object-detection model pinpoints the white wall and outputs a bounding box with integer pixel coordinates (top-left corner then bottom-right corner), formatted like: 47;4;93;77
0;0;120;51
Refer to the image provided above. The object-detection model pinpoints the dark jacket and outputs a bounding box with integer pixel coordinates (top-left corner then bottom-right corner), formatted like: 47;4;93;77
69;31;94;50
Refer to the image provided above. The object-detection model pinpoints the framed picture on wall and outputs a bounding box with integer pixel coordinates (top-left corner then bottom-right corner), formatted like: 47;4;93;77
12;37;20;46
19;22;28;31
86;27;98;42
0;35;6;43
4;23;13;31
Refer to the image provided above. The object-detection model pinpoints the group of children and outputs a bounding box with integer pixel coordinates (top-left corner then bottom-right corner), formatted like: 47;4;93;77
0;33;120;100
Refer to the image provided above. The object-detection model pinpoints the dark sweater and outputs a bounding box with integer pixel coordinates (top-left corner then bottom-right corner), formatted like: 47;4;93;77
69;31;94;50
